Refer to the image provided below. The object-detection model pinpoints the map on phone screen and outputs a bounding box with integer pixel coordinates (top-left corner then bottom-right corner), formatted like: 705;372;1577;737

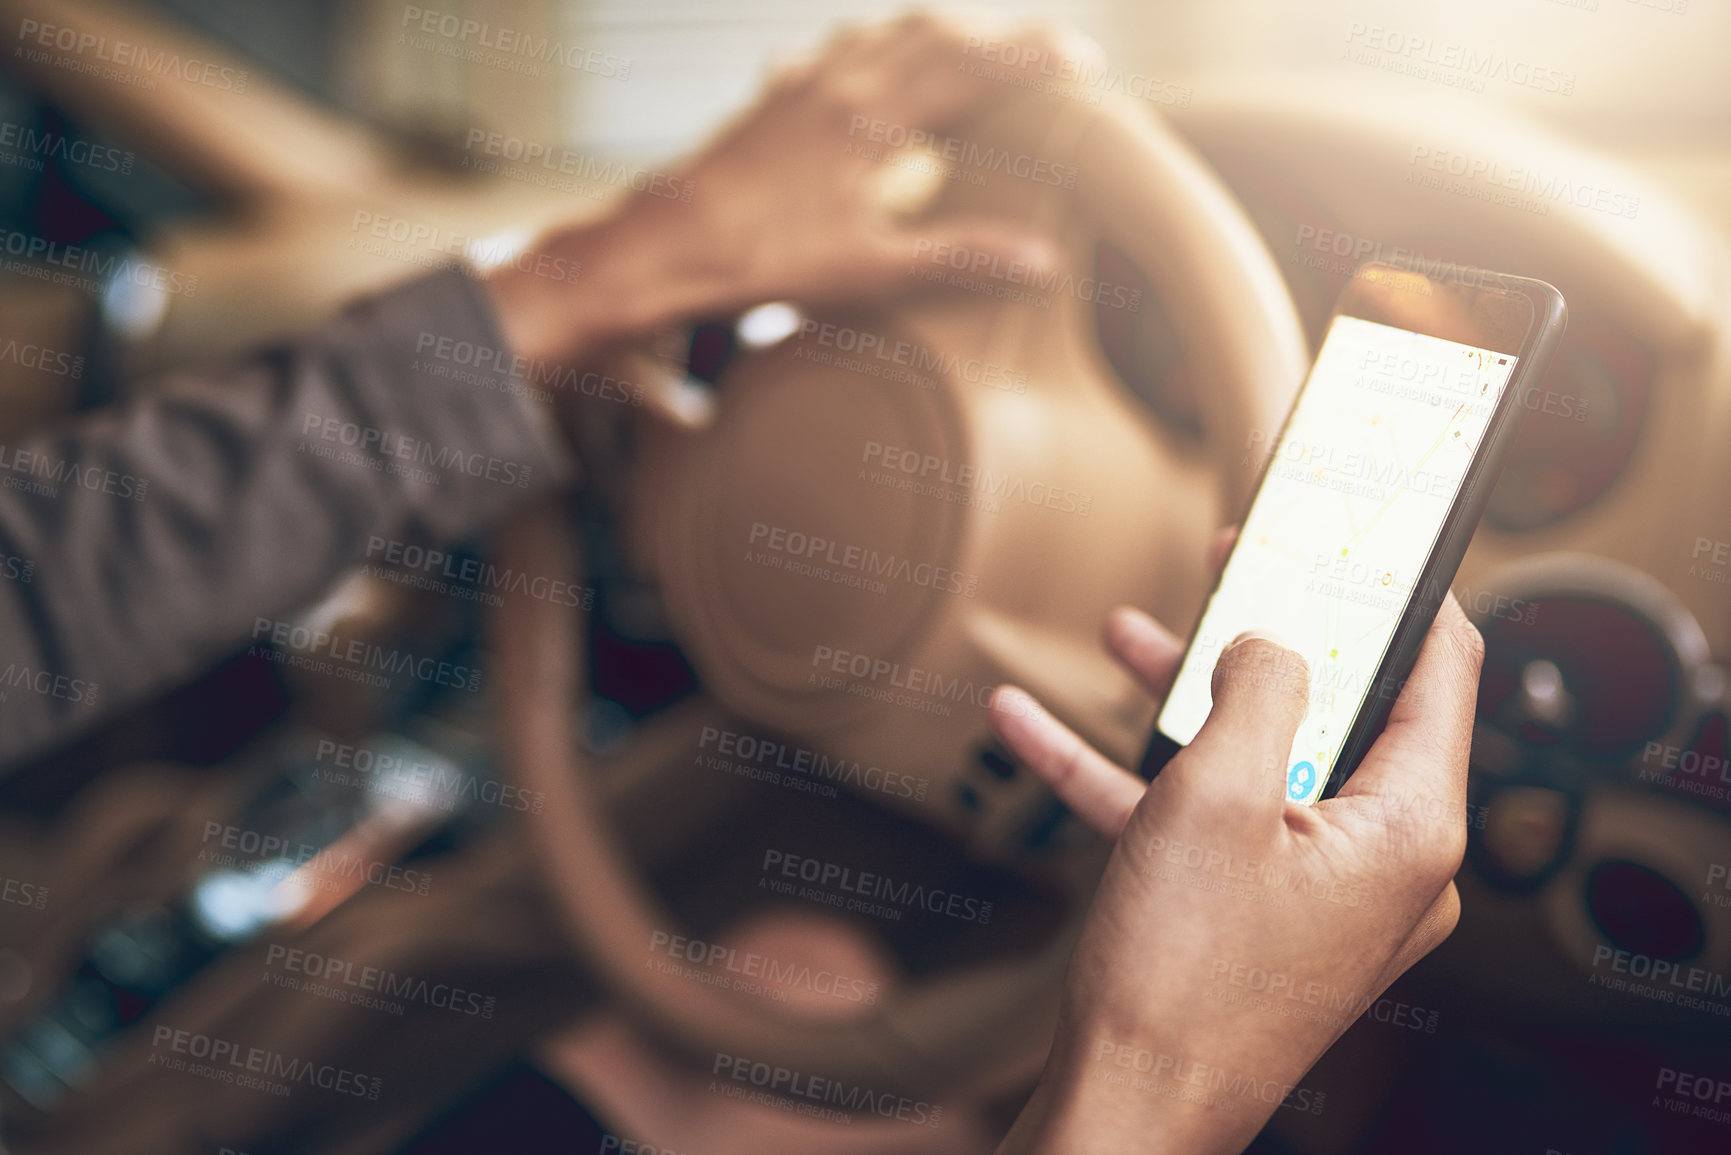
1157;314;1517;804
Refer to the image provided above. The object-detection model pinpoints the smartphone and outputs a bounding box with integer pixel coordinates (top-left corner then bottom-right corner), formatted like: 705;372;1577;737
1140;262;1566;804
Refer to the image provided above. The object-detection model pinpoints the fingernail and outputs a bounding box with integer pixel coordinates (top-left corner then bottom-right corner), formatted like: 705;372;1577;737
1229;629;1289;651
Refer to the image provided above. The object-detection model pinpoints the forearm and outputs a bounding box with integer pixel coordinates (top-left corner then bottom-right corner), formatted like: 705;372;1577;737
0;7;1069;767
0;267;576;771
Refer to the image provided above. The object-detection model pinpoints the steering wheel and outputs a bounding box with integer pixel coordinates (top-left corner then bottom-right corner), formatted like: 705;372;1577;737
493;87;1308;1100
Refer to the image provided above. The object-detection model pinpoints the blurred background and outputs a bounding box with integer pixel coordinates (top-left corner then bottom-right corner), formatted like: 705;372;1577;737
0;1;1727;1153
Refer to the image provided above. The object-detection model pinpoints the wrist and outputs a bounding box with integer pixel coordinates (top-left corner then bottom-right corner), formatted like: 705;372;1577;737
480;201;688;366
999;1030;1266;1155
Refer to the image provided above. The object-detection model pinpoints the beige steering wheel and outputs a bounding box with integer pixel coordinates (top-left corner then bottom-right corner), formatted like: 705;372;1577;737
494;87;1308;1100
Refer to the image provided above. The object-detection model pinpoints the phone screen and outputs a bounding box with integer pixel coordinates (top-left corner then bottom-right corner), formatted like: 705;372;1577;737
1155;313;1518;805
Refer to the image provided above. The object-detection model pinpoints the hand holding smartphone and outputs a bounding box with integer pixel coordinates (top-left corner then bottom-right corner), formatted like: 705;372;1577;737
1141;262;1566;803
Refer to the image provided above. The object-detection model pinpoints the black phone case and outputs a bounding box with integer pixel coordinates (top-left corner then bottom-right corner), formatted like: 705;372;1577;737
1138;272;1567;794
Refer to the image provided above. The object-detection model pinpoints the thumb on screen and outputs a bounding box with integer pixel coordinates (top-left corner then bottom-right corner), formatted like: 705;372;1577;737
1176;632;1312;812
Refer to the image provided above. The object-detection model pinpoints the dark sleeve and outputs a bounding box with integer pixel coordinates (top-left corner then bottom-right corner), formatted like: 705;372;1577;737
0;268;578;771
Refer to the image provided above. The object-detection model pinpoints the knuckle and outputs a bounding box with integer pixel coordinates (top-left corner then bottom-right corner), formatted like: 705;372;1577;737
808;77;875;127
1163;745;1271;818
1162;746;1221;801
1437;888;1463;936
1437;601;1485;671
767;62;815;102
1018;20;1104;70
1368;799;1465;886
914;11;980;50
1419;887;1463;952
1450;612;1486;669
827;20;870;51
1429;822;1469;881
1014;22;1065;56
897;10;942;37
1170;762;1241;821
1407;816;1467;889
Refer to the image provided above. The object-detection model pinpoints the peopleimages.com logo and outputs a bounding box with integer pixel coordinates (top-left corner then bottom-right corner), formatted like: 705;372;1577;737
199;821;433;897
149;1026;379;1100
398;6;631;79
696;725;929;803
710;1052;943;1127
1092;1040;1326;1116
747;521;980;598
648;929;880;1006
0;120;133;174
263;943;496;1019
249;616;482;694
759;848;992;924
0;227;198;296
15;18;249;92
298;413;533;488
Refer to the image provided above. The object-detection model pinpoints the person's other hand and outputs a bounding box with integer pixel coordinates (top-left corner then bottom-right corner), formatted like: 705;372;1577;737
992;562;1483;1154
486;12;1083;369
